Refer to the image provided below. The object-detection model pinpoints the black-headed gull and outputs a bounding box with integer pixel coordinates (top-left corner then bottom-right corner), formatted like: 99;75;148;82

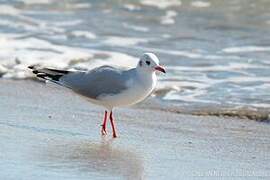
29;53;165;138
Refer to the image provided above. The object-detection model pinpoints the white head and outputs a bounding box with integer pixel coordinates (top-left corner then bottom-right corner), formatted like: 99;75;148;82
137;53;166;74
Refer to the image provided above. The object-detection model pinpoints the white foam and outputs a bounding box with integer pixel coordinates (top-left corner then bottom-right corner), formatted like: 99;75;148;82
132;46;242;61
250;103;270;108
103;36;148;46
18;0;52;4
19;0;91;9
163;87;214;103
0;10;66;35
0;5;20;15
162;34;171;38
191;1;211;8
0;33;138;79
52;20;83;27
161;10;177;25
140;0;181;9
0;65;8;74
0;19;37;32
123;4;141;11
222;46;270;53
0;36;90;67
71;31;97;39
167;62;267;73
133;46;216;59
226;76;270;83
72;3;91;9
62;3;91;10
122;23;149;32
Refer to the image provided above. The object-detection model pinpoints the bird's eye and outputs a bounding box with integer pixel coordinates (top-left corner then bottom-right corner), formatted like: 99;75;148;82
146;61;151;65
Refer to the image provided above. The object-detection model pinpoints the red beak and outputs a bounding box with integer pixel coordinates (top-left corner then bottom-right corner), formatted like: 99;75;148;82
154;66;166;73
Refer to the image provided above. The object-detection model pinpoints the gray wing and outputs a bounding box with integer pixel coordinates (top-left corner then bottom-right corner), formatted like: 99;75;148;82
60;66;134;99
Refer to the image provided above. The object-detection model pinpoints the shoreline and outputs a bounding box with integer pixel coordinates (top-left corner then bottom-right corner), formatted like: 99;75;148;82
137;100;270;122
4;78;270;122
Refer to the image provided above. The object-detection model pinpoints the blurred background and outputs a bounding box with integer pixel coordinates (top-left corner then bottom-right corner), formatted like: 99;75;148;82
0;0;269;118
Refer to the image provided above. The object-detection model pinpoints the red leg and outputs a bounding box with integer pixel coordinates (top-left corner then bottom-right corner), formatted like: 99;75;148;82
109;111;117;138
101;111;107;135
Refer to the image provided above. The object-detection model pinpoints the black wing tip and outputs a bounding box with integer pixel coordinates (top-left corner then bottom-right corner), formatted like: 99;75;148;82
32;70;39;74
28;65;35;69
44;68;70;75
36;73;46;78
28;65;39;74
28;66;70;82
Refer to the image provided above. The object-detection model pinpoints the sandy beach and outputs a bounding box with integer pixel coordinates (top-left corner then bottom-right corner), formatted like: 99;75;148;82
0;79;269;179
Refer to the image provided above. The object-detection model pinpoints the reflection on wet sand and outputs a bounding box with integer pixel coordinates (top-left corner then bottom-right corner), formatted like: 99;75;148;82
44;137;144;180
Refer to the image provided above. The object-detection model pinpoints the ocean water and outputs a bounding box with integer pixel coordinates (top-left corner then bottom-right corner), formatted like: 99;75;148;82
0;0;270;118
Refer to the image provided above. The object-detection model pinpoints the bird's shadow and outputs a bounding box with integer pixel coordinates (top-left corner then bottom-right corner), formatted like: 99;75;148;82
42;137;144;180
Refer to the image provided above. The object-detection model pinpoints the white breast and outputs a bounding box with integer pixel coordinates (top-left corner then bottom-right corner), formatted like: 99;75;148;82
97;72;157;110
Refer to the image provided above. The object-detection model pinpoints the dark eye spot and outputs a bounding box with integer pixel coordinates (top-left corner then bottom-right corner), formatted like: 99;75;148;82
146;60;151;65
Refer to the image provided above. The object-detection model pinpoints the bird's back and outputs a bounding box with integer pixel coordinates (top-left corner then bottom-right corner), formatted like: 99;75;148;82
60;66;135;100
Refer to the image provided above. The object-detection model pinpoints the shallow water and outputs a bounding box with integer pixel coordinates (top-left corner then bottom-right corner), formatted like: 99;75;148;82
0;0;270;115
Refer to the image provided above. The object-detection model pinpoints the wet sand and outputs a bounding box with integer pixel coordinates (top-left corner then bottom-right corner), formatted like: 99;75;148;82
0;79;269;179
